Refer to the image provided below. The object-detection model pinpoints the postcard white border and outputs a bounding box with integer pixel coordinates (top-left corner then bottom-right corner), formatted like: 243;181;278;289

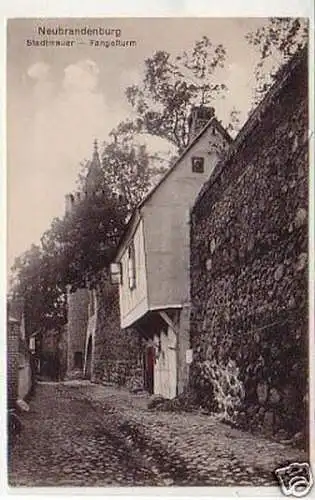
1;2;314;500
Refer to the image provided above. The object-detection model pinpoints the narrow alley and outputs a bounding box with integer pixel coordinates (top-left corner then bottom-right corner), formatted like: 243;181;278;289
8;382;307;488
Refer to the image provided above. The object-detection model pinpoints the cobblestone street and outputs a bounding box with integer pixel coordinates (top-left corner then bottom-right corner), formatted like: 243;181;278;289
8;383;171;487
8;382;307;488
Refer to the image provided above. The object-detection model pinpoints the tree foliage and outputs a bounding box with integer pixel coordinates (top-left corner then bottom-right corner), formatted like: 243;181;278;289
102;122;169;209
10;183;129;333
10;126;168;334
126;36;228;152
76;125;169;211
41;190;128;291
246;17;308;103
9;244;67;333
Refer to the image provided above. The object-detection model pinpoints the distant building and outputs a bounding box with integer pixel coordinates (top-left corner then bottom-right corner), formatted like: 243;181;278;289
65;142;141;385
7;313;20;408
112;107;231;398
65;141;103;379
7;298;34;405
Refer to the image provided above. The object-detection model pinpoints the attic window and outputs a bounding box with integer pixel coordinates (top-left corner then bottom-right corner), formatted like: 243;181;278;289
192;156;204;173
212;127;216;135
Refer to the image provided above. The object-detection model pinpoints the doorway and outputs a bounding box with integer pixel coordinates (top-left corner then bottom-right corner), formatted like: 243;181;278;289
74;351;83;370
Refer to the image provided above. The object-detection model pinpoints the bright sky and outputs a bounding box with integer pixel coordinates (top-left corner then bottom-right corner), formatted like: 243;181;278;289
7;17;268;269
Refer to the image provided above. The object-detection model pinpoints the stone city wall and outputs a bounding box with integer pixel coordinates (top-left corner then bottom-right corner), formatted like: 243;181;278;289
190;49;308;440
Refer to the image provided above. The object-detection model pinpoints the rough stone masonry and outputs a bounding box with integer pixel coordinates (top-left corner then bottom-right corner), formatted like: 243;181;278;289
190;47;308;442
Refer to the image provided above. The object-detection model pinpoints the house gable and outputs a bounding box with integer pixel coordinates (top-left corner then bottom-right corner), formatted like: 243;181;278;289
114;113;231;327
142;121;230;309
138;117;231;211
114;116;232;261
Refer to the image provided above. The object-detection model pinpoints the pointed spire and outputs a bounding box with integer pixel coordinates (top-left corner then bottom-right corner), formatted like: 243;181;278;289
85;138;103;196
92;138;101;168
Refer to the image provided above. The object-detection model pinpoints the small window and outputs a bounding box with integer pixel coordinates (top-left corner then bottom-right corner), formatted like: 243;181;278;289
29;337;36;352
128;241;136;290
110;262;122;285
192;156;204;173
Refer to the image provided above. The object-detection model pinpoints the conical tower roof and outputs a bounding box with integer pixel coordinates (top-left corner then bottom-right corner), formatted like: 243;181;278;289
85;139;104;196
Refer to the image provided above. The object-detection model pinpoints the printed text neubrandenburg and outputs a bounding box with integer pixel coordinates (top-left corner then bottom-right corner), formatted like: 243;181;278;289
38;26;122;37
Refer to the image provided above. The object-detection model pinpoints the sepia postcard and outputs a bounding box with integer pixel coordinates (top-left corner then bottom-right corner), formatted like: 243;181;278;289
5;12;314;498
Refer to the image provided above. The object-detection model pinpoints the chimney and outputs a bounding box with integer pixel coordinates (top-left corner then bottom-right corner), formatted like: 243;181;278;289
188;106;215;143
65;193;74;215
